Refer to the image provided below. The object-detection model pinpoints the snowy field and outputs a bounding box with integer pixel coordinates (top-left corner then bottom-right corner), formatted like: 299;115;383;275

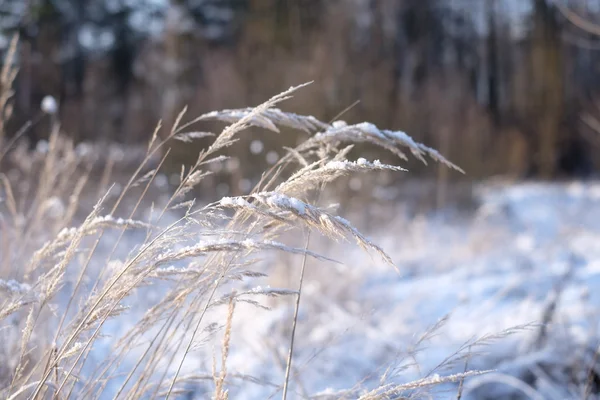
4;153;600;399
88;180;600;399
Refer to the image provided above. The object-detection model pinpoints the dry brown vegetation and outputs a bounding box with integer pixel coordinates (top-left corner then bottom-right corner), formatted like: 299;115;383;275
5;0;600;183
0;32;509;398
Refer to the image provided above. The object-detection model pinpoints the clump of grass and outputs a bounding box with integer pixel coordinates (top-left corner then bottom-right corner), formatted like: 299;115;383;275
0;39;499;398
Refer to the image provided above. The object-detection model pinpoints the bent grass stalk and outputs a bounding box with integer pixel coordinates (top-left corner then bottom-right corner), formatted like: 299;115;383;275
0;80;500;400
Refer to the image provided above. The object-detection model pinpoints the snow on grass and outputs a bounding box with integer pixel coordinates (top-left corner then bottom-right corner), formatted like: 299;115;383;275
211;181;600;399
22;180;600;399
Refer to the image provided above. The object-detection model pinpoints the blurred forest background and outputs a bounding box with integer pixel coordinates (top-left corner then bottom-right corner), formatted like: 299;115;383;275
2;0;600;182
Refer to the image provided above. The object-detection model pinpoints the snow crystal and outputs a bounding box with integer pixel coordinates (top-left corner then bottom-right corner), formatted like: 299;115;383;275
325;160;348;170
288;197;306;215
265;193;306;215
249;285;265;293
236;197;249;206
325;158;390;171
57;226;77;238
356;122;385;138
220;196;249;208
241;238;257;247
219;197;235;206
334;215;352;227
155;265;182;275
383;129;418;147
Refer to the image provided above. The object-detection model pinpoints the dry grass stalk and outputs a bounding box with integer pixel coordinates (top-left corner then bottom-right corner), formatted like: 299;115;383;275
0;77;502;400
358;370;494;400
213;293;236;400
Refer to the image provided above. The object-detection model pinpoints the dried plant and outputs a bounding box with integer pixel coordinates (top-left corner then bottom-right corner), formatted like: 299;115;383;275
0;76;510;400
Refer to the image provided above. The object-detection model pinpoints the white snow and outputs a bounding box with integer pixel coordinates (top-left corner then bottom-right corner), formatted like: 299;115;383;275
8;180;600;399
212;181;600;399
41;95;58;115
0;279;31;295
261;192;308;215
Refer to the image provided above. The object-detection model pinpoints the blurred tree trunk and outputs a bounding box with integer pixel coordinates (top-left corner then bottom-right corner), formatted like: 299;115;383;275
162;0;199;137
487;0;500;124
16;0;34;119
17;40;33;118
32;0;63;142
529;0;564;178
401;0;439;95
387;3;405;128
109;8;135;143
59;0;86;142
159;0;208;175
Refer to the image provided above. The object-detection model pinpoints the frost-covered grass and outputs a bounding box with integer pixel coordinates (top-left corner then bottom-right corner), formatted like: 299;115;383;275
0;80;480;400
258;181;600;400
1;74;600;400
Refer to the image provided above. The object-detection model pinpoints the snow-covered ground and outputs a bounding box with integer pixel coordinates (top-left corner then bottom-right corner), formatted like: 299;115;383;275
185;180;600;399
10;179;600;399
